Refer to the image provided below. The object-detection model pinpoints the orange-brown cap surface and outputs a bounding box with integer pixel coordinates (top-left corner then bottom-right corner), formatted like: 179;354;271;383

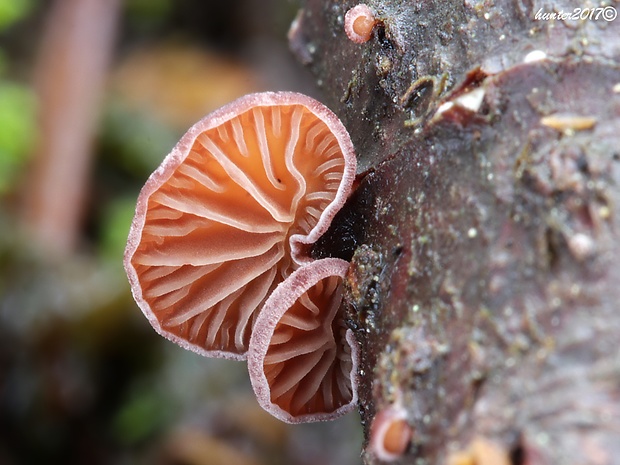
369;405;413;461
124;92;356;360
344;4;377;44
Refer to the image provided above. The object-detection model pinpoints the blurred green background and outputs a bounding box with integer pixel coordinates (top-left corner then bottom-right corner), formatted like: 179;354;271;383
0;0;362;463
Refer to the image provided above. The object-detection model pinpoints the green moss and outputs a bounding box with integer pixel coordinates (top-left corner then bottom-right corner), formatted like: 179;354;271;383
99;197;139;265
112;384;172;445
0;0;33;31
0;80;37;194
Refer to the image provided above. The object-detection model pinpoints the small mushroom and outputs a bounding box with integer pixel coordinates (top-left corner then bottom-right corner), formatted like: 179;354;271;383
248;258;359;423
124;92;356;360
369;405;413;461
344;4;378;44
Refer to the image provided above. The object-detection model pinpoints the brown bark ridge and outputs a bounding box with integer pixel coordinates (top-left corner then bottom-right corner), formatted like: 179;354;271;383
293;0;620;464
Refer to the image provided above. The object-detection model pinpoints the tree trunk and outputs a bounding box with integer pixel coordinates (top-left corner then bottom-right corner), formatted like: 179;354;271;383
293;0;620;463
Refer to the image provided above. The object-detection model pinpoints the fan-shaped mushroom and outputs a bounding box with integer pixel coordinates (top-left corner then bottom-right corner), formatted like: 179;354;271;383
124;92;356;360
248;257;359;423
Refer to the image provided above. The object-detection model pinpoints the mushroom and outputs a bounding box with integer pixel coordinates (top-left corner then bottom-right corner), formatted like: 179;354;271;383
344;4;378;44
124;92;357;360
369;405;413;461
248;257;359;423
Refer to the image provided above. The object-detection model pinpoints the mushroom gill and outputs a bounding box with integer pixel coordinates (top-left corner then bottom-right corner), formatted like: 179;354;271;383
248;258;359;423
124;92;356;360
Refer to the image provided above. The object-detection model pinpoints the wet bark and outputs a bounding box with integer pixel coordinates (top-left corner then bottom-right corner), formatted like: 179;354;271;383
296;1;620;464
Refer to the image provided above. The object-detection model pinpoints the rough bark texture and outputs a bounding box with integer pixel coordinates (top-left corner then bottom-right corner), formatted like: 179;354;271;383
294;0;620;464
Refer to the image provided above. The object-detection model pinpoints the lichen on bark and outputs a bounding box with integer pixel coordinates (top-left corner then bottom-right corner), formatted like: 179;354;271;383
297;0;620;463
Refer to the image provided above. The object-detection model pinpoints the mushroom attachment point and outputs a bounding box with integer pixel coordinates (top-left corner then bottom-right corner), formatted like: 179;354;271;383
344;4;378;44
124;92;357;360
248;258;360;423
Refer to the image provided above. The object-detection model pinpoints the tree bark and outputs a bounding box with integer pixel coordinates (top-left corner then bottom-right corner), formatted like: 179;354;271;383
22;0;121;255
294;1;620;463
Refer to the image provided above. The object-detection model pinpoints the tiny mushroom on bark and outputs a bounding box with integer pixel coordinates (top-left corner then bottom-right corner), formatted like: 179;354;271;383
248;257;360;423
344;4;378;44
369;404;413;461
124;92;357;360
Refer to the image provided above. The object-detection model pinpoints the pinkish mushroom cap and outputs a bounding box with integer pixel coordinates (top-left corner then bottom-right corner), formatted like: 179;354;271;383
248;257;360;423
369;404;412;461
124;92;357;360
344;4;377;44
